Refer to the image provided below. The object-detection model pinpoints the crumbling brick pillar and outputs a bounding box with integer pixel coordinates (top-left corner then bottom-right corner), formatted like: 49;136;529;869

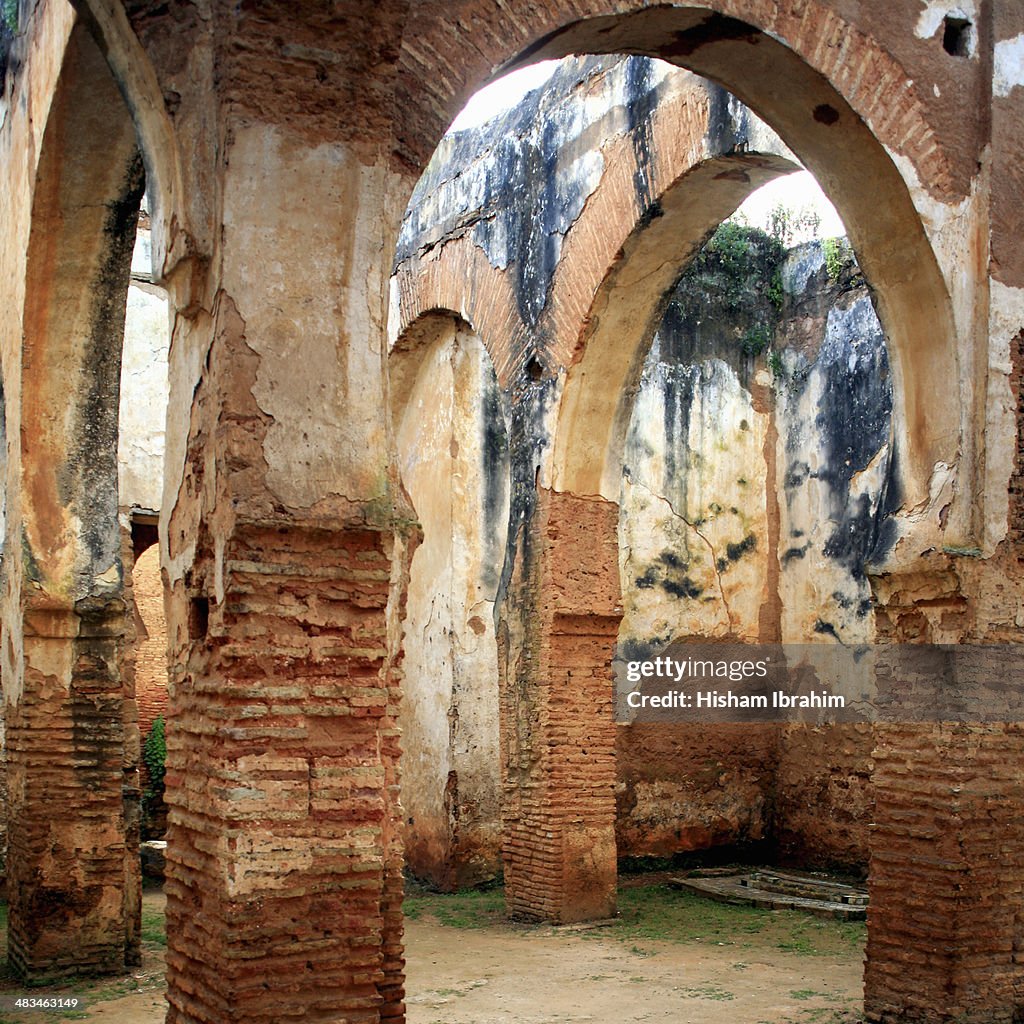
866;723;1024;1023
163;523;407;1024
501;488;619;923
6;600;139;978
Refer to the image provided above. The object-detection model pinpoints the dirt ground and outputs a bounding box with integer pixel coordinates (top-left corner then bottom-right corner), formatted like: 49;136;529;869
0;881;865;1024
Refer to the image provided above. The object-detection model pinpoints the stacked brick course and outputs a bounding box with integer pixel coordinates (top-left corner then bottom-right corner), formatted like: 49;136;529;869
163;525;405;1023
132;543;169;789
6;605;137;979
502;491;620;922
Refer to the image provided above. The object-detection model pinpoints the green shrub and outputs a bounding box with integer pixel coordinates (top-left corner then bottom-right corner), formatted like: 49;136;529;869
740;324;770;357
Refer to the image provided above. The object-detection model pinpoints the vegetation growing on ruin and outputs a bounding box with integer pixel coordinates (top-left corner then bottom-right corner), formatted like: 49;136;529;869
142;716;166;835
669;221;785;373
402;880;866;959
824;236;852;281
689;221;786;315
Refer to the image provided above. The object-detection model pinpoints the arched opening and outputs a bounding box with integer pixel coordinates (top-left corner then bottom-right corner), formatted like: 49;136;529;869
400;6;964;533
4;12;157;980
614;206;890;872
390;10;963;1016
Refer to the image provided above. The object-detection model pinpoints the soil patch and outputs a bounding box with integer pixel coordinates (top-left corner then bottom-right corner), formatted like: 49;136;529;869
0;880;865;1023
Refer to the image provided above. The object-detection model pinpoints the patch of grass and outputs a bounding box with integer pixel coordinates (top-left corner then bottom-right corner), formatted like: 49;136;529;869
606;885;865;957
140;908;166;947
609;885;767;947
403;886;506;930
800;1012;861;1024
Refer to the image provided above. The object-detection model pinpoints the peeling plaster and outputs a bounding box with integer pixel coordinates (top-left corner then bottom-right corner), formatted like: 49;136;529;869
886;149;980;342
221;123;392;510
994;33;1024;98
984;280;1024;553
915;1;977;45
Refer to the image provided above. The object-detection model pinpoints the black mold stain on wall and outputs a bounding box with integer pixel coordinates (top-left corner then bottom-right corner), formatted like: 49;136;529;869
495;375;560;621
397;56;676;328
623;230;896;630
625;57;658;213
66;152;145;588
480;367;511;597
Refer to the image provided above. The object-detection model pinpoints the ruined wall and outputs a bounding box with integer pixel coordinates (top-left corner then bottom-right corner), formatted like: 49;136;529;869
395;58;891;875
394;318;509;889
4;1;1024;1021
394;54;798;886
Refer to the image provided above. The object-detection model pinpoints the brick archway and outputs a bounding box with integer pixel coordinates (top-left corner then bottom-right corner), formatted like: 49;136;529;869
5;16;146;978
394;3;967;530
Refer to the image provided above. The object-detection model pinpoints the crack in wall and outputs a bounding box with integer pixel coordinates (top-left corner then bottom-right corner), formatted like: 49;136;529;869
630;478;735;632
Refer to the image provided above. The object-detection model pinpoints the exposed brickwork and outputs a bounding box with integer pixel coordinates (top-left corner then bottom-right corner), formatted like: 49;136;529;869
395;242;525;389
502;489;619;922
118;529;144;966
393;1;969;198
616;723;778;859
6;604;139;979
392;74;757;386
1006;329;1024;549
866;722;1024;1024
774;724;873;875
163;524;404;1024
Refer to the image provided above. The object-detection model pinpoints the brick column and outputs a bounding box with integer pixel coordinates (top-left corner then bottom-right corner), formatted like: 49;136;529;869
6;601;138;979
502;489;619;923
866;723;1024;1023
163;524;406;1024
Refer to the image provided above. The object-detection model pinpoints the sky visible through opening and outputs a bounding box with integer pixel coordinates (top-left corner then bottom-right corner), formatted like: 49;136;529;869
450;58;846;243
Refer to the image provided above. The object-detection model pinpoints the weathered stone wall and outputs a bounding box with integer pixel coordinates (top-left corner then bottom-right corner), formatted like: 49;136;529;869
614;232;889;872
393;317;508;889
394;54;800;897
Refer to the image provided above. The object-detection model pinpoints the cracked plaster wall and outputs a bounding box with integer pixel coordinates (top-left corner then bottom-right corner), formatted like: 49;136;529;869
616;234;890;869
396;319;509;889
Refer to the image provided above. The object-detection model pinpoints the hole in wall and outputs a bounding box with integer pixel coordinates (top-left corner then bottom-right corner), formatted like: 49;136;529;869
942;17;972;57
188;596;209;640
